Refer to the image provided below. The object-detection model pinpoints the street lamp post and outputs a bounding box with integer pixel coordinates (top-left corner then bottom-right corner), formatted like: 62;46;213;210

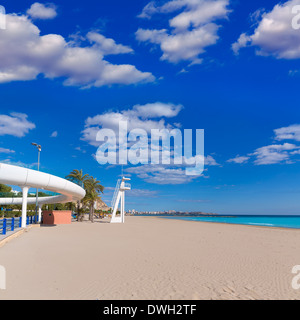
31;143;41;220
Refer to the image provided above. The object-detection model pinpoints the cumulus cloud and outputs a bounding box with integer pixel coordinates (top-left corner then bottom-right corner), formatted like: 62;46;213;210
81;102;183;146
86;32;133;55
123;154;216;185
205;155;219;166
0;112;35;137
137;1;158;19
81;102;215;184
0;147;15;154
274;124;300;142
27;2;58;20
252;143;299;165
0;159;36;168
125;164;199;184
291;149;300;155
136;0;230;64
127;188;159;197
131;102;183;118
227;155;249;164
232;143;300;166
0;14;154;87
232;33;251;55
232;0;300;59
228;124;300;165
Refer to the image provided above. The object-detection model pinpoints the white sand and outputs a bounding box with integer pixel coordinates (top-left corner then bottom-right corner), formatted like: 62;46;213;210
0;216;299;300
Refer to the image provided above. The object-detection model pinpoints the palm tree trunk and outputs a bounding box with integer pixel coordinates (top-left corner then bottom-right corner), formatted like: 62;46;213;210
91;202;95;223
89;203;93;221
77;200;80;221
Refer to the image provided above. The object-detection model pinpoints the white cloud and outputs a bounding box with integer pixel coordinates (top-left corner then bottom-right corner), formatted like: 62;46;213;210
0;14;154;87
82;102;214;184
232;33;251;55
252;143;299;165
75;146;86;154
136;0;230;64
86;32;133;55
27;2;58;20
127;188;158;197
291;149;300;155
132;102;183;118
137;1;158;19
0;147;15;154
232;0;300;59
227;155;249;164
0;112;35;137
0;159;36;168
274;124;300;142
169;0;230;31
227;124;300;165
136;24;220;63
125;164;199;184
138;0;229;28
50;131;58;138
81;102;182;146
205;155;219;166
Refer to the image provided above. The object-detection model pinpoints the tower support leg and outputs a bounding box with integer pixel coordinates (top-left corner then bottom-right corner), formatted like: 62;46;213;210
21;186;29;228
121;191;125;223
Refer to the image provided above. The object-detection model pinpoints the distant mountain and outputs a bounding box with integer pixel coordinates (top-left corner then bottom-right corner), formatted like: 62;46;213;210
95;198;110;211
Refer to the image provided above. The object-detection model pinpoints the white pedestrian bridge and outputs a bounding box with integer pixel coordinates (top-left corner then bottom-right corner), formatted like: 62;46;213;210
0;163;86;228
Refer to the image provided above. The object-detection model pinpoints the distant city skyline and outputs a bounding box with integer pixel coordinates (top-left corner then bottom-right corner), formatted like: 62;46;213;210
1;0;300;214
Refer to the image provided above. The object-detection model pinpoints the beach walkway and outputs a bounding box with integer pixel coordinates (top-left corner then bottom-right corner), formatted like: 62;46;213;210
0;216;299;300
0;229;20;242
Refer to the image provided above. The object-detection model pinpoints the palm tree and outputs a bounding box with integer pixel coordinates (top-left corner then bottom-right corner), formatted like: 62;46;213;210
66;169;90;221
84;176;104;223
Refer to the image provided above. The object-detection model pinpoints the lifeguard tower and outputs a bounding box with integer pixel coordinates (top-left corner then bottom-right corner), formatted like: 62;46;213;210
110;177;131;223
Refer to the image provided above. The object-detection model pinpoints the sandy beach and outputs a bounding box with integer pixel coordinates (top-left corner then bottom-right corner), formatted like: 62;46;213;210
0;216;299;300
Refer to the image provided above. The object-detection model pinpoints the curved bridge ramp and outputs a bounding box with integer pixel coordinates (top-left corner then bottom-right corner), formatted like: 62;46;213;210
0;163;86;228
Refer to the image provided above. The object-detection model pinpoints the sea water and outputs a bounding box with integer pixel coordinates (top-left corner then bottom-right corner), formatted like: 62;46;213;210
163;215;300;229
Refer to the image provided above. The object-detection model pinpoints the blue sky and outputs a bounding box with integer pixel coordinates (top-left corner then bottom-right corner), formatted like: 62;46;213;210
1;0;300;214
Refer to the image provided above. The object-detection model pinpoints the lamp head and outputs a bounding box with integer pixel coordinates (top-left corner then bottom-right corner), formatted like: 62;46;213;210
31;142;42;152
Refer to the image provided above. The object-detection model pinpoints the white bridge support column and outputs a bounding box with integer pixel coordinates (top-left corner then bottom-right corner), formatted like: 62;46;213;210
38;205;42;223
21;186;29;228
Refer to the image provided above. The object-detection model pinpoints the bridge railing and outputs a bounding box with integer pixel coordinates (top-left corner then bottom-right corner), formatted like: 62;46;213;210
124;183;131;189
0;192;18;198
0;216;39;235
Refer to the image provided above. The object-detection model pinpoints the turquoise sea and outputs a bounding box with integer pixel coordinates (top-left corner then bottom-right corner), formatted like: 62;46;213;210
163;215;300;229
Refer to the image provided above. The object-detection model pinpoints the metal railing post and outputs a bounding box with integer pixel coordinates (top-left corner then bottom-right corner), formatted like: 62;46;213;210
3;218;6;235
11;217;14;231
